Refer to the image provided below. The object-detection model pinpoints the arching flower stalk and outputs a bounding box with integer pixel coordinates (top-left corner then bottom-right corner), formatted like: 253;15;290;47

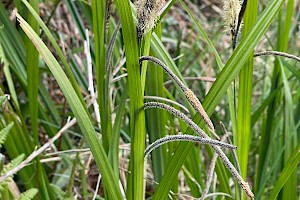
144;101;254;199
140;56;215;132
144;134;237;158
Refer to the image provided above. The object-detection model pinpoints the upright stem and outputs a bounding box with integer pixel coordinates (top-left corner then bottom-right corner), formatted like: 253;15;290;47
114;0;146;199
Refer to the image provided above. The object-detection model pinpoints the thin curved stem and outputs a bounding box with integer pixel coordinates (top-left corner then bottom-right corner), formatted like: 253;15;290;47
140;56;187;91
140;56;215;131
144;96;189;113
254;51;300;63
144;134;237;158
219;122;242;200
144;102;210;138
164;76;216;87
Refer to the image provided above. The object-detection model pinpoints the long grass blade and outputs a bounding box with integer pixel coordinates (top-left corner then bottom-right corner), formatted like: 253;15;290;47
16;13;123;199
113;0;146;199
267;144;300;200
26;0;39;146
145;25;167;182
92;0;112;153
236;1;258;199
255;0;294;192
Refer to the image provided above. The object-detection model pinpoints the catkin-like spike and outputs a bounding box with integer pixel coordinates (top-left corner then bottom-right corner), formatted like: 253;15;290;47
223;0;242;38
144;101;209;138
254;51;300;63
135;0;166;38
144;134;237;158
185;89;215;131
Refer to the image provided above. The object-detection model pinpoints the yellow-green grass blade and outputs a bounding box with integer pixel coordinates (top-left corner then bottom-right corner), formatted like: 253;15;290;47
183;148;203;197
1;2;70;149
26;0;39;146
267;144;300;200
141;31;151;93
0;3;26;86
21;0;87;112
25;5;48;198
16;13;122;199
278;4;298;198
255;0;294;192
255;118;299;199
113;0;146;199
153;0;285;198
251;59;299;127
236;1;258;200
283;60;300;80
0;41;19;110
109;87;128;179
145;25;168;182
92;0;112;153
280;60;297;199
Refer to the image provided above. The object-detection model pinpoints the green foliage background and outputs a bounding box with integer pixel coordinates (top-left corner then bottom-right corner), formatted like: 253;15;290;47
0;0;299;199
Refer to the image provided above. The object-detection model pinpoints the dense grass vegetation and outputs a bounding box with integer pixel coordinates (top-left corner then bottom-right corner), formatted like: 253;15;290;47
0;0;299;199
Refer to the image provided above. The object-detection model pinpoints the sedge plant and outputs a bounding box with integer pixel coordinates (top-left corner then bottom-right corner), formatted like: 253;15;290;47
0;0;299;199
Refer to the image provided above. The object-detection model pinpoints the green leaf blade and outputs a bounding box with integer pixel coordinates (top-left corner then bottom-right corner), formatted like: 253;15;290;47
16;13;123;199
